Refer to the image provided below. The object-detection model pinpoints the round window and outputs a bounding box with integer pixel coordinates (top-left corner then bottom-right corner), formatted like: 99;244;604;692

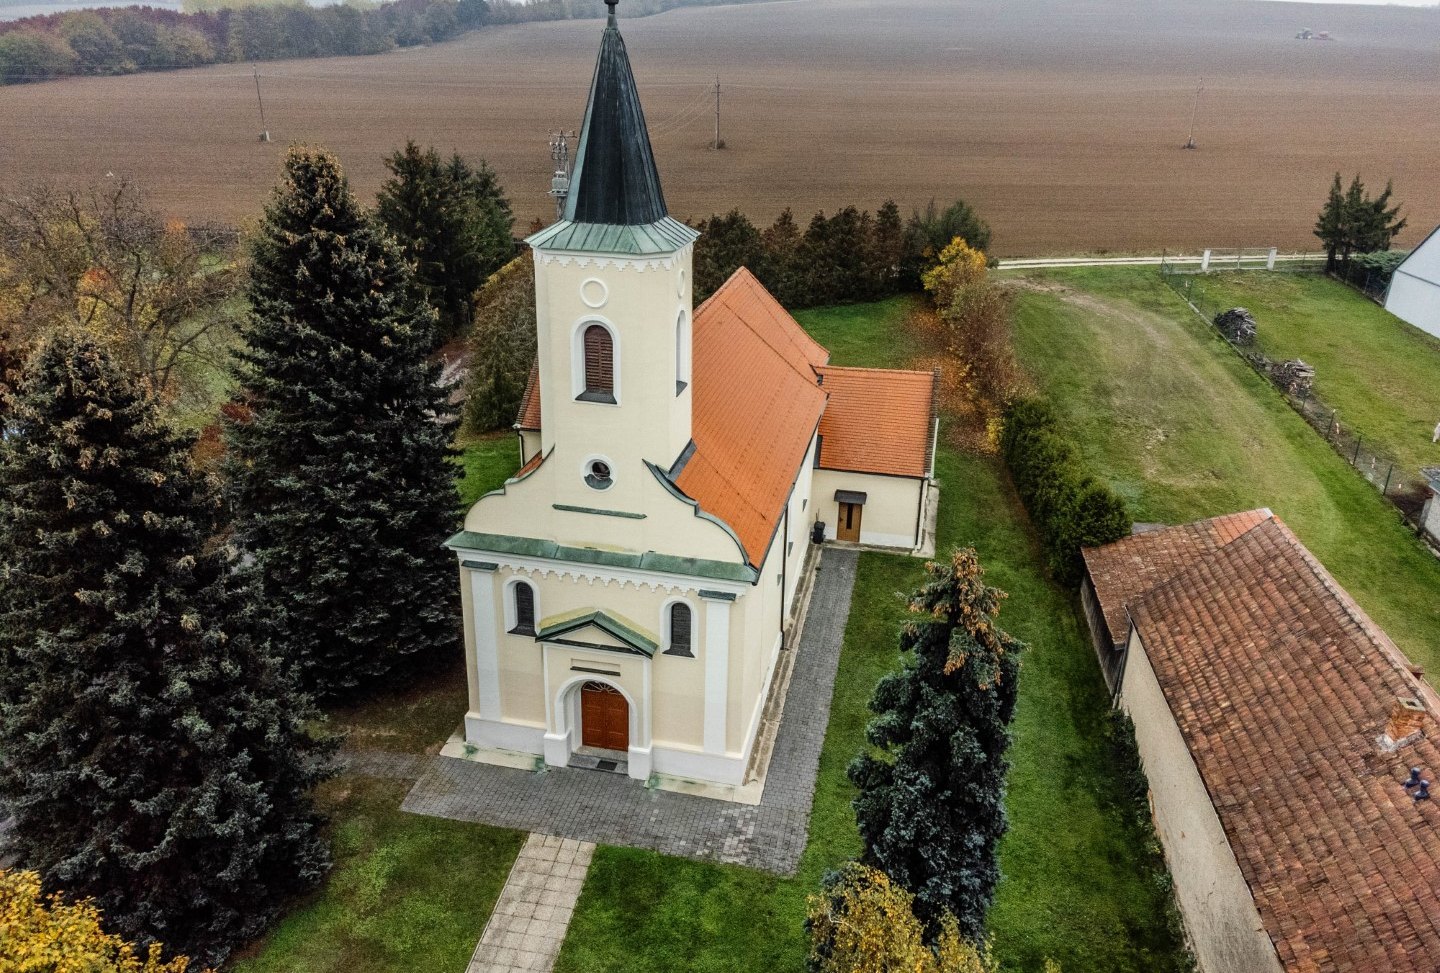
585;459;613;491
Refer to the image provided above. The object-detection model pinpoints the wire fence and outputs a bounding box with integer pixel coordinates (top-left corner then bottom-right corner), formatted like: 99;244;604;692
1158;261;1428;527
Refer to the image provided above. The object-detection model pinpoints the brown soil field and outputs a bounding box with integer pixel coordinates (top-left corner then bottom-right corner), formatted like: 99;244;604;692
2;0;1438;255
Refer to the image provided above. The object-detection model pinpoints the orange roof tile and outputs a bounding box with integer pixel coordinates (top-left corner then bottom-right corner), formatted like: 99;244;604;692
815;365;937;477
516;364;541;430
675;268;829;566
1081;508;1274;644
1121;517;1440;973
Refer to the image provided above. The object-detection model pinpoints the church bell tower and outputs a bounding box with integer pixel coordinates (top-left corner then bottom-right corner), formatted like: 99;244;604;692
525;0;699;513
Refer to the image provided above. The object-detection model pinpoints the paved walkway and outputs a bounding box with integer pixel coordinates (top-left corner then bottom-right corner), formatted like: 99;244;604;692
467;833;594;973
399;547;859;875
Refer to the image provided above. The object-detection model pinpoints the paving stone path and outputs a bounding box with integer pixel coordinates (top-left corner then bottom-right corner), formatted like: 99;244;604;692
467;833;594;973
399;547;859;876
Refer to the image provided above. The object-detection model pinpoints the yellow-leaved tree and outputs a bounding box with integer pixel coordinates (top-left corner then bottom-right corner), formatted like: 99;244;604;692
806;862;997;973
0;869;206;973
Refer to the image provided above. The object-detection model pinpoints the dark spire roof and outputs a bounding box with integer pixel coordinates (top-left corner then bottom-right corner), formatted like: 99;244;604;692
563;2;669;226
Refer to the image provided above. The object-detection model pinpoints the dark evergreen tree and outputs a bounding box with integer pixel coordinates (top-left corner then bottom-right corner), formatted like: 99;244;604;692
229;146;459;697
849;548;1024;943
1315;172;1407;275
1314;172;1346;273
692;209;767;302
902;198;992;288
761;207;805;307
376;140;514;342
0;333;331;966
869;199;906;298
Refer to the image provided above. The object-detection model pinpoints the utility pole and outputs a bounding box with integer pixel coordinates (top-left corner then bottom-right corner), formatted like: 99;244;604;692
1183;78;1203;150
548;130;576;221
254;65;271;143
712;75;724;150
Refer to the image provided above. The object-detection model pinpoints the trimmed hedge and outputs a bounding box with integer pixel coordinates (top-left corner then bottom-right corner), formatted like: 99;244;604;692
1000;399;1129;584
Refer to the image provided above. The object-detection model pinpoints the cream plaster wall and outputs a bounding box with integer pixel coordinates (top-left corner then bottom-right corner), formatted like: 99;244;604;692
492;564;715;749
532;245;695;510
812;469;925;550
518;429;541;464
1119;628;1283;973
464;454;746;566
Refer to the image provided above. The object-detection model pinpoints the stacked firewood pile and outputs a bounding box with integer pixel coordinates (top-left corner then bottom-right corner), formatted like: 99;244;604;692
1213;307;1258;344
1269;358;1316;395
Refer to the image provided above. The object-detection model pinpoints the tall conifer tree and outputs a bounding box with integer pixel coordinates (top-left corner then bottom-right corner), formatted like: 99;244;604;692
229;146;459;697
0;334;331;965
849;548;1023;942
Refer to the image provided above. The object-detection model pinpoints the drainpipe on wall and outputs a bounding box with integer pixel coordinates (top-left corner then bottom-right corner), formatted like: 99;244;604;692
515;425;527;467
780;504;789;651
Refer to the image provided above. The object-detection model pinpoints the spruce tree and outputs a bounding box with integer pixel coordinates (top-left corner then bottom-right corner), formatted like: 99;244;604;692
849;548;1024;942
376;141;514;342
229;146;459;697
0;334;331;966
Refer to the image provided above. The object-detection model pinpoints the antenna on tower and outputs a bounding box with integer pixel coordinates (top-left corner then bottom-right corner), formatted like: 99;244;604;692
254;66;271;143
1183;78;1203;150
548;130;576;221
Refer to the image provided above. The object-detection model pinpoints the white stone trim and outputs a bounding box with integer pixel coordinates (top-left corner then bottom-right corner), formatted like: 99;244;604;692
535;251;681;272
449;548;750;599
547;665;653;782
703;597;732;754
570;315;622;405
469;567;502;720
500;575;540;636
675;308;692;389
651;743;745;787
580;276;609;309
466;712;545;753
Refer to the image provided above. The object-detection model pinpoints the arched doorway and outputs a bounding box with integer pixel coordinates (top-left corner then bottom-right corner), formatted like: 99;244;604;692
580;681;629;752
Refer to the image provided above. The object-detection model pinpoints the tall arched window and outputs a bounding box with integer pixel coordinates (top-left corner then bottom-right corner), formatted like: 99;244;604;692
580;324;615;403
675;311;690;395
665;602;693;657
511;581;536;636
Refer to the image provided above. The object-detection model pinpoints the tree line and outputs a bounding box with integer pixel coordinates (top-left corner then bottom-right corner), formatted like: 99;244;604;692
0;0;772;86
0;143;513;966
1313;171;1406;276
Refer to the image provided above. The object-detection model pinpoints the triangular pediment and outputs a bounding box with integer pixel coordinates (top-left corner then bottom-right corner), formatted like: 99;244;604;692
535;610;658;658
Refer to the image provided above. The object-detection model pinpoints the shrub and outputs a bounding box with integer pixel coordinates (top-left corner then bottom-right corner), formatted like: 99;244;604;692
0;869;207;972
0;30;77;83
466;255;537;432
806;863;998;973
1000;398;1129;584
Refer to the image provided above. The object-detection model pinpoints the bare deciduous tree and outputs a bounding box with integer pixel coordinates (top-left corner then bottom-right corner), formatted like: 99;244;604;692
0;181;240;403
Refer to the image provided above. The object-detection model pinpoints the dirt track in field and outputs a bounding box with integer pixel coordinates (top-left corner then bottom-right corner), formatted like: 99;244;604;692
2;0;1438;255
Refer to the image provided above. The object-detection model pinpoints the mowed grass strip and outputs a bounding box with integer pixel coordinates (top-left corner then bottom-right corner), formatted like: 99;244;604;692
1005;266;1440;674
231;777;525;973
456;432;522;510
553;301;1188;973
1188;270;1440;477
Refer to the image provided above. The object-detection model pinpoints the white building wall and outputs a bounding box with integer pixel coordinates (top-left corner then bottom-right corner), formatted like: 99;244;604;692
1384;271;1440;340
1119;628;1283;973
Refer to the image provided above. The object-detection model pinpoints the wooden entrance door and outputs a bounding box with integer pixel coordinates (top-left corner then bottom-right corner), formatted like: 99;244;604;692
580;682;629;751
837;501;863;542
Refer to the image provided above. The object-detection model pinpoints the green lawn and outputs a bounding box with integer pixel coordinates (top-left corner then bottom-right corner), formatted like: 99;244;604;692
1186;271;1440;477
1003;266;1440;675
231;777;524;973
456;432;522;509
554;301;1188;973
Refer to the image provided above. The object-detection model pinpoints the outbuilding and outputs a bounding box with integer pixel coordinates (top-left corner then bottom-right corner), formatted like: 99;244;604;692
1384;224;1440;338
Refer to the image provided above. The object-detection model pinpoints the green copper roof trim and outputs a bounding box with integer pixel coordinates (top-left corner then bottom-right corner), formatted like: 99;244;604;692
462;560;499;572
644;460;753;569
536;609;658;658
552;503;646;520
445;530;757;584
525;216;698;256
697;589;737;602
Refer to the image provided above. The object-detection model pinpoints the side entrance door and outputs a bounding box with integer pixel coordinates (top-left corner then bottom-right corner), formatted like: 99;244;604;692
580;682;629;752
837;501;863;542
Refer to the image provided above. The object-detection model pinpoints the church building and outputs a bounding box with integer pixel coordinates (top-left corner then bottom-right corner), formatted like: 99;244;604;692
446;1;939;790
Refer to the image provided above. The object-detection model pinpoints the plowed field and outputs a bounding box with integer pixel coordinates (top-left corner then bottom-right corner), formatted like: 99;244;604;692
2;0;1438;255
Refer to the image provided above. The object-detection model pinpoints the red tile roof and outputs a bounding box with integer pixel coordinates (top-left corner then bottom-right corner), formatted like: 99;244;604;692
1101;514;1440;972
816;366;937;478
674;268;829;566
516;364;542;431
1082;508;1274;644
